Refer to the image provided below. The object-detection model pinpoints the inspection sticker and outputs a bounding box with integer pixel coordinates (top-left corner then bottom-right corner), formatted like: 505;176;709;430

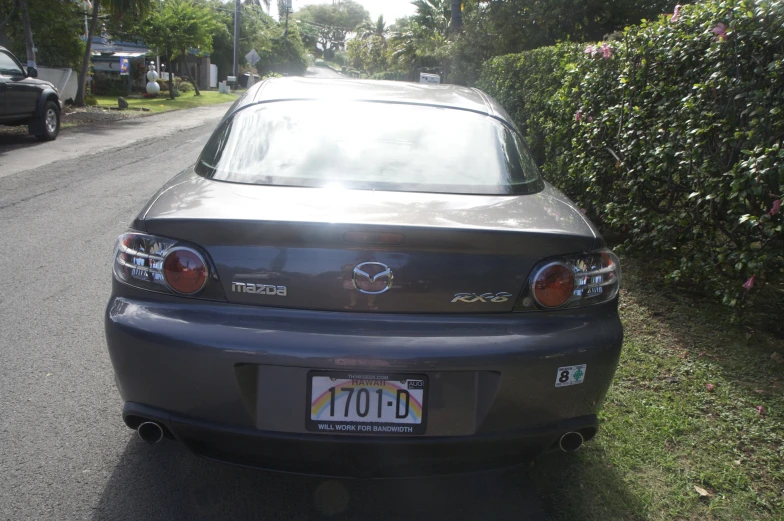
555;365;587;387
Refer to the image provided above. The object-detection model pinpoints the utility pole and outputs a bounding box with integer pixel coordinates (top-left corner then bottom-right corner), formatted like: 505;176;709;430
18;0;36;69
233;0;240;77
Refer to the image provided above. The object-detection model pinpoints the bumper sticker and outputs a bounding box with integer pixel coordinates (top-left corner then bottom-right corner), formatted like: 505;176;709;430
555;365;586;387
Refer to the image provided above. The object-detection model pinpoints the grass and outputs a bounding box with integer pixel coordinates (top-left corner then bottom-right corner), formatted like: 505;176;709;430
94;90;238;114
528;256;784;520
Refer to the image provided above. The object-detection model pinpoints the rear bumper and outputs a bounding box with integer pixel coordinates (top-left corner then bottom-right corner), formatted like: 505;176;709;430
106;285;622;475
124;402;598;477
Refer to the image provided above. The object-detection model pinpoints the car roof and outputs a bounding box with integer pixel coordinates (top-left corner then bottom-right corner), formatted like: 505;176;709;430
243;77;513;124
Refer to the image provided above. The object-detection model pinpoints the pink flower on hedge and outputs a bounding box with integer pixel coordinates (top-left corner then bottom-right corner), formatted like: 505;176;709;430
575;110;583;122
713;22;728;40
768;199;781;216
706;383;715;391
584;45;596;56
600;43;614;59
756;405;765;416
671;5;682;22
742;275;756;291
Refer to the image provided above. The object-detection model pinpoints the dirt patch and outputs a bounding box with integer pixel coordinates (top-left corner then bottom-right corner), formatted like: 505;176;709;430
0;105;148;137
61;105;147;126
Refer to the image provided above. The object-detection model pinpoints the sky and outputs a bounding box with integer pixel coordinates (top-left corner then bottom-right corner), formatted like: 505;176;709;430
272;0;417;25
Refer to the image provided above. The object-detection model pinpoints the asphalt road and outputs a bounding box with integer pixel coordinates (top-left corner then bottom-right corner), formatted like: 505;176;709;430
304;65;346;79
0;70;545;521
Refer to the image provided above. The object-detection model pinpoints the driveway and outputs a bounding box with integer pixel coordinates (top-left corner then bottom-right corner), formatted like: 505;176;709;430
0;100;546;520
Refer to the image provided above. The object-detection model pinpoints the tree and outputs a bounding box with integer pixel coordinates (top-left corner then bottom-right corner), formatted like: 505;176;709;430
294;0;369;58
449;0;462;33
202;0;308;79
359;15;388;42
390;1;453;79
0;0;85;71
411;0;451;36
18;0;35;67
136;0;219;98
276;0;287;22
74;0;151;106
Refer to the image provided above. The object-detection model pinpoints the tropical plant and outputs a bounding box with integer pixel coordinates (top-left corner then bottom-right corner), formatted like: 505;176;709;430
359;15;388;42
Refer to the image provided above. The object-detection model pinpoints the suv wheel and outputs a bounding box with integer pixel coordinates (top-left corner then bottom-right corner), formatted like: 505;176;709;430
34;101;60;141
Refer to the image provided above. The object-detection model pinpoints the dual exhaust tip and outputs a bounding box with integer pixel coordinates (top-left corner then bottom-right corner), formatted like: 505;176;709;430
558;431;584;453
137;421;164;444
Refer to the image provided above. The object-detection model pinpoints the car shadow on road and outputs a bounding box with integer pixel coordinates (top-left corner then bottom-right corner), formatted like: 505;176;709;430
92;436;547;521
0;132;46;155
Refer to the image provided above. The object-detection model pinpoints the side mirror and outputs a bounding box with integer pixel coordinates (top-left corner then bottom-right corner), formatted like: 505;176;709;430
26;66;38;78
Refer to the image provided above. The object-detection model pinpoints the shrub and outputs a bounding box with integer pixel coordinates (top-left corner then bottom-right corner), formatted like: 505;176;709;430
478;0;784;308
175;77;193;93
370;71;407;81
84;94;97;106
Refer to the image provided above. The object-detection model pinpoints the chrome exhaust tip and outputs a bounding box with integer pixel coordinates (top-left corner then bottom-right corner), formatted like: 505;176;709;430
558;431;584;453
137;421;164;444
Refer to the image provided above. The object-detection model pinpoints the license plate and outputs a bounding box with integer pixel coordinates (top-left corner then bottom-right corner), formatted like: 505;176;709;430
306;371;428;435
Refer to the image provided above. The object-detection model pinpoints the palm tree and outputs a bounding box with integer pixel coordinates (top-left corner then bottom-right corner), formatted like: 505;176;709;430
359;15;387;42
74;0;151;106
411;0;450;36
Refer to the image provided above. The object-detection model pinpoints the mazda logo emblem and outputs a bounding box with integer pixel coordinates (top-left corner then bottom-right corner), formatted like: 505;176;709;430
352;262;394;295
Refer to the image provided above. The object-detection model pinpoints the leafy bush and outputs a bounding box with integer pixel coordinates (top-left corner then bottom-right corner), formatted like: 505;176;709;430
478;0;784;308
175;77;193;93
84;95;97;106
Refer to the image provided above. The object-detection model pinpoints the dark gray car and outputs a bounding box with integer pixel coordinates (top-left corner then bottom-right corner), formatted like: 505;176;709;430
0;46;61;140
105;77;622;477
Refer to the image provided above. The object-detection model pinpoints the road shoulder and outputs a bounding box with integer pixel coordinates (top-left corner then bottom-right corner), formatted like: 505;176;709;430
0;102;232;179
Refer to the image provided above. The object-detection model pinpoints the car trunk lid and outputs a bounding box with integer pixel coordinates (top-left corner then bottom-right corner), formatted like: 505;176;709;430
141;171;599;314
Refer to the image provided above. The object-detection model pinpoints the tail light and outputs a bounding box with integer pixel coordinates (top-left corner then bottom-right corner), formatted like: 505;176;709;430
163;248;208;295
113;232;221;298
516;249;621;311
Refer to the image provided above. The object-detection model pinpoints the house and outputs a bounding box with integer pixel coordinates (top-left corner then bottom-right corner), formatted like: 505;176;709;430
89;37;212;94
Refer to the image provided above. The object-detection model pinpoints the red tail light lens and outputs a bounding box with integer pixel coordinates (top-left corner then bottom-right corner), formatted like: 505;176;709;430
163;248;208;295
517;249;621;311
533;263;575;308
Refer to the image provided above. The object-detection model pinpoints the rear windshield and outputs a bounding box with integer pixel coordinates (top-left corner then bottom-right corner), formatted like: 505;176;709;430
195;101;544;195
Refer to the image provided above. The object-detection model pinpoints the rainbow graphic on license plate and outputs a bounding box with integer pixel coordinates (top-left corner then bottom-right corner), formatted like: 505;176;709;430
307;373;427;435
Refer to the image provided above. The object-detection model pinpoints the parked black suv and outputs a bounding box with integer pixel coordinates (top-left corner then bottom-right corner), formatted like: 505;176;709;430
0;46;61;141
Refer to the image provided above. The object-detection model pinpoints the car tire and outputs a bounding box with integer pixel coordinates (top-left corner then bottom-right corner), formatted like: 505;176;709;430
34;101;60;141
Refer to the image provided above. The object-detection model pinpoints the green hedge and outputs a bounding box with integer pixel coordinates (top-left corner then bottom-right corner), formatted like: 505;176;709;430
478;0;784;308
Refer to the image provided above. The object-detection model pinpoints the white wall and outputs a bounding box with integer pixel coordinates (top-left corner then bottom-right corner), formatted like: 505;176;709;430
38;67;78;102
